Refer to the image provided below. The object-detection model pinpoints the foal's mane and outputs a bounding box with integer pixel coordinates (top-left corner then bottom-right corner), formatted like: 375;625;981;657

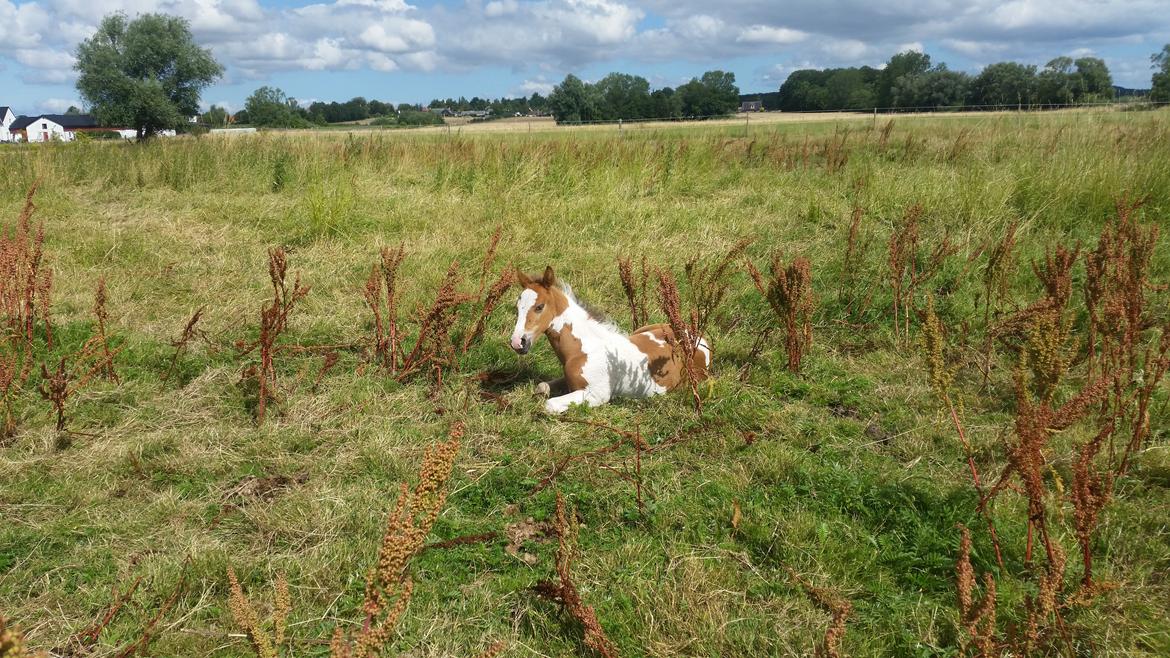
529;275;620;331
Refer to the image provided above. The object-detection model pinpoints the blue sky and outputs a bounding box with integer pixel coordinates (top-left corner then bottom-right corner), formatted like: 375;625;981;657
1;0;1168;115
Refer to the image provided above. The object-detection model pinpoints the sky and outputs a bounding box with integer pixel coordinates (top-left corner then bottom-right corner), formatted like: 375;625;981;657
1;0;1168;115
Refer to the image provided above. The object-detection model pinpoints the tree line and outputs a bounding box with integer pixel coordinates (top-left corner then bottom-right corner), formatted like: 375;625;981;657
778;50;1124;112
546;71;740;124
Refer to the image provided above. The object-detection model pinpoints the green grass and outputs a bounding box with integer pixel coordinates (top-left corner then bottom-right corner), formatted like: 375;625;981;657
1;109;1169;656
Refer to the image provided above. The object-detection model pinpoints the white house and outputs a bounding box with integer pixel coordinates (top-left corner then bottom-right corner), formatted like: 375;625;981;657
9;114;104;142
0;107;15;142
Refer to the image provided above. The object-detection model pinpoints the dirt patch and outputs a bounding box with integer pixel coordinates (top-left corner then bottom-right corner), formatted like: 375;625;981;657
222;472;309;504
505;517;555;566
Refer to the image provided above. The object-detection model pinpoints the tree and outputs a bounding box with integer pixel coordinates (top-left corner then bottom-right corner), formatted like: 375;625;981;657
648;87;682;119
892;70;971;109
244;86;310;128
970;62;1038;107
594;72;651;120
878;50;931;108
75;13;222;139
200;105;228;127
1038;57;1075;106
548;74;600;124
1074;57;1113;101
1154;44;1170;102
678;70;739;118
65;105;82;115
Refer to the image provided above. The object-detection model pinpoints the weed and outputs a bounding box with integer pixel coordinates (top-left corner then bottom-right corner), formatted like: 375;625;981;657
242;247;310;424
887;203;956;342
746;253;814;373
955;525;999;657
332;424;462;657
0;617;45;658
786;567;852;658
617;255;650;330
92;277;118;383
533;492;619;658
162;307;208;385
226;569;290;658
656;268;702;413
683;238;752;335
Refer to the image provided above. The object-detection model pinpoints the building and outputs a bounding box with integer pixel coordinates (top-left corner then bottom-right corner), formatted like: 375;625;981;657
6;113;128;142
740;100;764;113
0;106;15;142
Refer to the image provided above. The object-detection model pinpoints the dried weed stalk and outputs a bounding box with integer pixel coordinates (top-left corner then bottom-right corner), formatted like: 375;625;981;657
92;277;118;383
1082;197;1169;473
922;296;1005;570
227;568;291;658
682;238;752;334
0;182;53;348
887;203;956;341
331;424;462;658
241;247;310;424
0;182;54;439
617;255;650;330
0;617;46;658
979;221;1019;386
955;525;999;657
655;268;702;414
162;307;208;385
840;205;876;319
364;241;506;382
785;567;852;658
533;492;619;658
37;335;119;439
746;253;814;373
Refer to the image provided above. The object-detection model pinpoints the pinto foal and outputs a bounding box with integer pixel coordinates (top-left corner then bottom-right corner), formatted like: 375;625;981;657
510;266;711;413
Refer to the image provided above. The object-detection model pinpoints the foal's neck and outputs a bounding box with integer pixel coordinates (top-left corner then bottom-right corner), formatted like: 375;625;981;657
543;287;615;364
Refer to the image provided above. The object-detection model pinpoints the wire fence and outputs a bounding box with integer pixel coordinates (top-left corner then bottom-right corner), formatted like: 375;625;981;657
544;99;1169;128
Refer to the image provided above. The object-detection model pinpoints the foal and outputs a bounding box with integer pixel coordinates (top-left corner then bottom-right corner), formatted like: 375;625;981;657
510;266;711;413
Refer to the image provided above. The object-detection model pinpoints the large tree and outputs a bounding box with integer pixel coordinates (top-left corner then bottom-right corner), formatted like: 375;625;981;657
1151;44;1170;102
75;13;222;139
678;70;740;118
878;50;932;108
548;74;600;124
970;62;1038;107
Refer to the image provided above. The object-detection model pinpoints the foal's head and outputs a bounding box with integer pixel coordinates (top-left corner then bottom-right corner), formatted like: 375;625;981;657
510;266;566;354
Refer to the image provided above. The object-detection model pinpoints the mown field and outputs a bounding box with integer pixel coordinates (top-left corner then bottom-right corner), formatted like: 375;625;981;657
1;109;1169;657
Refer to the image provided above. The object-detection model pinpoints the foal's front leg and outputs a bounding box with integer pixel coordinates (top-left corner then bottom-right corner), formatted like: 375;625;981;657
535;377;567;398
544;386;610;414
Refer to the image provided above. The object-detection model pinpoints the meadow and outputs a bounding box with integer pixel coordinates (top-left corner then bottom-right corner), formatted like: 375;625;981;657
1;109;1169;657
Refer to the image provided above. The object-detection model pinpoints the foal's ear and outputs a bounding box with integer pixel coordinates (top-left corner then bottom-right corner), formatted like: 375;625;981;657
516;267;534;287
542;265;556;287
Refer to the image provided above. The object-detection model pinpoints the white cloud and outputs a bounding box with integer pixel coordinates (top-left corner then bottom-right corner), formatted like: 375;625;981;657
484;0;518;17
737;25;807;45
36;97;83;113
517;78;555;95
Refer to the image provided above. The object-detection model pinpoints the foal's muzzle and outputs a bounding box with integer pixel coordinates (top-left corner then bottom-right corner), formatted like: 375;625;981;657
511;334;532;354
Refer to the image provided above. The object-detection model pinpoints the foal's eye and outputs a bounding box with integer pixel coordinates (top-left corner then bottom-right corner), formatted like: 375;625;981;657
534;304;545;312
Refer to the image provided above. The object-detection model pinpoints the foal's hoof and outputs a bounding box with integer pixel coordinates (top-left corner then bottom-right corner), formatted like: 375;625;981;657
535;381;551;398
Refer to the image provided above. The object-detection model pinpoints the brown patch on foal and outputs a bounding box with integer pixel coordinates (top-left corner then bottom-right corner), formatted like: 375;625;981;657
547;322;588;391
629;323;709;391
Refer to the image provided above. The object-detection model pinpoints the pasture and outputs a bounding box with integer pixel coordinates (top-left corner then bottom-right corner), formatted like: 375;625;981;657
1;109;1169;657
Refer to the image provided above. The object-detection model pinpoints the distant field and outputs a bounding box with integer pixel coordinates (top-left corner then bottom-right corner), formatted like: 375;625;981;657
1;109;1169;656
303;106;1120;137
